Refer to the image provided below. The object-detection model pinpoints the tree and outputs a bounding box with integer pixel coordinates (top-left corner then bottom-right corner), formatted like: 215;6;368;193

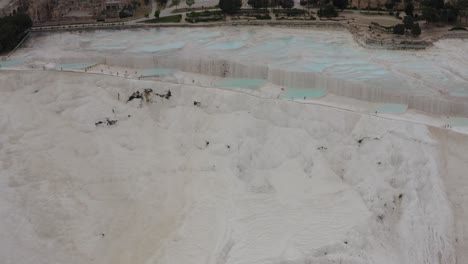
158;0;168;6
438;5;459;23
219;0;242;13
420;0;440;22
270;0;280;7
422;7;440;21
422;0;444;10
393;23;405;34
172;0;181;9
300;0;317;8
186;0;195;8
460;9;468;23
404;2;414;16
333;0;348;10
131;0;139;9
154;9;160;17
384;0;394;10
411;22;421;35
458;0;468;22
318;3;338;17
280;0;294;8
0;14;32;53
403;15;414;30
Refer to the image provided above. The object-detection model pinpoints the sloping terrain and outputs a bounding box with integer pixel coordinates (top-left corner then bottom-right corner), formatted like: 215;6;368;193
0;70;466;264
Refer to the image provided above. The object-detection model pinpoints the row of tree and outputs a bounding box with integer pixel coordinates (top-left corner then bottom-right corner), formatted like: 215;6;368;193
378;0;468;24
393;16;421;35
219;0;342;16
420;0;468;23
0;14;32;53
246;0;296;9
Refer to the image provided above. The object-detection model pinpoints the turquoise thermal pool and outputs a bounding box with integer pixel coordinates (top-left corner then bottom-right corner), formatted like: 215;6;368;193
369;103;408;114
281;88;327;99
55;62;98;70
141;68;175;77
448;117;468;127
0;59;24;67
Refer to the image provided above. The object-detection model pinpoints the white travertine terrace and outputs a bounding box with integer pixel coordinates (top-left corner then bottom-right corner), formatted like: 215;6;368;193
15;27;468;115
1;26;468;264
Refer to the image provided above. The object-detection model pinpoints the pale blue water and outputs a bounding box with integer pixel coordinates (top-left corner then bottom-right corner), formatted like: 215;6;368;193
370;103;408;114
311;57;341;64
240;38;292;56
56;62;97;70
0;60;23;67
302;63;330;72
206;41;244;50
449;92;468;97
139;42;186;52
89;44;127;51
141;68;175;77
448;117;468;126
395;61;450;82
330;64;388;79
217;78;265;88
187;32;223;39
195;39;211;44
281;88;327;99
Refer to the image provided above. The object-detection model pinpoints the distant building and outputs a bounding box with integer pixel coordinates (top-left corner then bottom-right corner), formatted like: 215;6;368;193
0;0;20;17
104;0;128;10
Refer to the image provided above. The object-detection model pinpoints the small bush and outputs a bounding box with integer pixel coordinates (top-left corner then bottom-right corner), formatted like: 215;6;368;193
273;8;307;16
187;10;223;17
449;26;467;31
393;23;405;35
145;14;182;23
403;15;414;30
411;23;421;36
255;14;272;19
119;9;133;18
185;15;224;22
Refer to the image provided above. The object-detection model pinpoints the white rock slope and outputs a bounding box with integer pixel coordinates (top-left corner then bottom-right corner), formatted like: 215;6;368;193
0;70;466;264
